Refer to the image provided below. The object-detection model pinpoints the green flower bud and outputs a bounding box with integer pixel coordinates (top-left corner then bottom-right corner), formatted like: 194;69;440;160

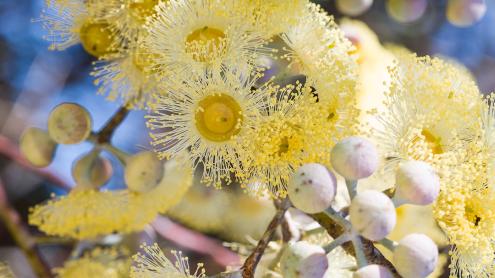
19;127;57;167
72;151;113;189
125;151;163;193
48;103;92;144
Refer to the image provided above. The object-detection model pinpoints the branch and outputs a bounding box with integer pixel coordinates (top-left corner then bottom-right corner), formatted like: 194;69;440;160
241;198;291;278
95;105;130;144
311;212;399;277
0;179;52;278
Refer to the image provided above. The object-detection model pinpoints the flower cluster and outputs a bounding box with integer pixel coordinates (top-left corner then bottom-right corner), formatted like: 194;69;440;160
14;0;495;277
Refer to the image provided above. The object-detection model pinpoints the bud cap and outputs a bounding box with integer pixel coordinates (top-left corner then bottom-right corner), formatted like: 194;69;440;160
350;190;396;241
331;137;379;180
393;233;438;278
280;241;329;278
353;264;394;278
394;160;439;206
288;163;337;213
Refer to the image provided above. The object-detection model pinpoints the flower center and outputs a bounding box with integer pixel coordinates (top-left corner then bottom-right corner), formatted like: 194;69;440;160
79;22;114;57
195;94;243;142
128;0;160;23
421;129;444;155
185;26;227;63
464;206;482;227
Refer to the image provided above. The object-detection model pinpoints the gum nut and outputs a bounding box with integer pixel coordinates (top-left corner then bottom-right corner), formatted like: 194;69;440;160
353;264;394;278
19;127;57;167
395;160;439;205
393;233;438;278
125;151;163;193
336;0;373;16
288;163;337;214
72;152;113;188
350;190;396;241
386;0;427;23
447;0;486;27
331;137;378;180
48;103;92;144
280;241;329;278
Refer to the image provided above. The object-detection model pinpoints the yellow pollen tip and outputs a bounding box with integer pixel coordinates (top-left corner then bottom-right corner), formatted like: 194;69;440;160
79;22;114;57
185;26;226;62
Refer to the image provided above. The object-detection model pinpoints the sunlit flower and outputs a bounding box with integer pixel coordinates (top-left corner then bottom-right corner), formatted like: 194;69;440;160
433;94;495;278
39;0;120;57
237;85;333;198
434;177;495;278
234;0;308;38
146;69;268;187
368;53;482;190
54;248;130;278
94;0;166;47
91;46;161;109
280;3;358;103
131;243;206;278
280;4;359;140
144;0;269;78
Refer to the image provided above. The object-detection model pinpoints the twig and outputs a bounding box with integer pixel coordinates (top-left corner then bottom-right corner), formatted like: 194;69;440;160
95;105;130;144
310;212;399;276
241;198;291;278
151;216;240;268
0;179;52;278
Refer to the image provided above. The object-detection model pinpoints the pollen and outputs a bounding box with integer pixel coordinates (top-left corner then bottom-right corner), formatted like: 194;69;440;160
185;26;227;63
195;93;243;142
128;0;160;23
79;22;114;57
420;129;444;155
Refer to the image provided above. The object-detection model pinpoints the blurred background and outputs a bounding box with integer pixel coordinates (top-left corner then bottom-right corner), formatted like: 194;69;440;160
0;0;493;276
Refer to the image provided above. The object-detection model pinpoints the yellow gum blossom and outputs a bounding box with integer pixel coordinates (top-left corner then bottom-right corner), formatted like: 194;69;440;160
131;244;206;278
54;248;130;278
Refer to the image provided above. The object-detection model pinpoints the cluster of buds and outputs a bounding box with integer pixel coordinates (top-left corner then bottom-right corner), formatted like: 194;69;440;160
285;137;439;278
20;102;169;193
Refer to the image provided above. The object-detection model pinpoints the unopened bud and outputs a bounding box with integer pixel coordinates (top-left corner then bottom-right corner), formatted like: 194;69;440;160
386;0;427;23
447;0;486;27
331;137;379;180
336;0;373;16
19;127;57;167
394;161;439;206
280;241;328;278
288;163;337;213
393;233;438;278
350;190;396;241
72;151;112;188
125;151;163;193
48;103;92;144
353;264;393;278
